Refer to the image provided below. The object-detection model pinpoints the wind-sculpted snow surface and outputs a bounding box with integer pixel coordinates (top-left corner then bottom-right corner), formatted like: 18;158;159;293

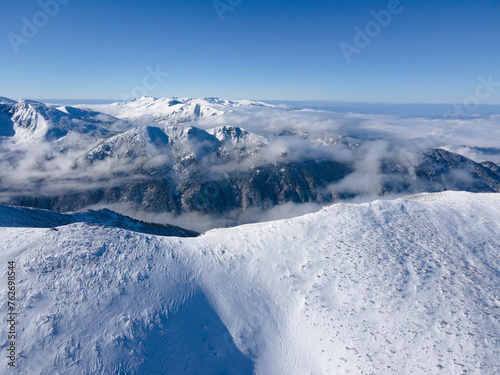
0;191;499;374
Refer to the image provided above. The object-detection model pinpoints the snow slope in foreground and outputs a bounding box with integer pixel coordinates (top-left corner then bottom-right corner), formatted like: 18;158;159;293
0;191;499;374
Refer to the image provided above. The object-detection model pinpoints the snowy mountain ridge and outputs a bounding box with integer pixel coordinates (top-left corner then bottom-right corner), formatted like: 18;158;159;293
0;204;197;237
0;191;499;374
0;98;114;142
0;96;274;143
83;96;274;126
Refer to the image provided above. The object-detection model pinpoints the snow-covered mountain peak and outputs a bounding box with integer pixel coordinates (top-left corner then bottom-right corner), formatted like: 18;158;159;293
163;124;217;143
17;98;44;106
0;98;113;143
80;97;276;126
208;125;249;141
79;97;223;125
131;95;158;103
201;97;234;105
208;125;261;142
207;125;270;158
11;100;64;141
84;125;169;161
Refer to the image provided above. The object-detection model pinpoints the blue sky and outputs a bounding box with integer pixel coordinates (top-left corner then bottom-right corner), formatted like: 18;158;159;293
1;0;499;103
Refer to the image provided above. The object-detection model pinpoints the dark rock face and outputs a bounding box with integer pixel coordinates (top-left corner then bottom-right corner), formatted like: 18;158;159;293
481;161;500;175
0;103;15;137
8;147;500;218
10;159;352;216
414;149;500;192
379;148;500;195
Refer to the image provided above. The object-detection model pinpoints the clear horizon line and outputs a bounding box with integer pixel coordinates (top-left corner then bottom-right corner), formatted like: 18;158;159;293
23;98;500;106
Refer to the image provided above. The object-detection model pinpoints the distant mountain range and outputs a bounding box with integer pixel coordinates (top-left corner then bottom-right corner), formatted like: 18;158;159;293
81;96;273;125
1;96;499;228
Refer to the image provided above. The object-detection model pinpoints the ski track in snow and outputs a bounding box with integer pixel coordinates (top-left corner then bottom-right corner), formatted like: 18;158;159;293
0;191;499;374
